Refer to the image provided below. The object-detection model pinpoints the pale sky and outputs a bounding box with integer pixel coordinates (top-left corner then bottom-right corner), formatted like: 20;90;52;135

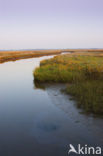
0;0;103;49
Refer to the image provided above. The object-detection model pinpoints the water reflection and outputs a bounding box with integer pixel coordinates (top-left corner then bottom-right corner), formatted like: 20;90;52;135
34;80;45;90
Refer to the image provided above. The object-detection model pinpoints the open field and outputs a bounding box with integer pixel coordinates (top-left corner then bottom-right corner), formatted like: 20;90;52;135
34;53;103;115
0;49;103;63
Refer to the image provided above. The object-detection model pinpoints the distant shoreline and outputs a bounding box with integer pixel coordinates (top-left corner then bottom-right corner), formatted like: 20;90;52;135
0;49;103;63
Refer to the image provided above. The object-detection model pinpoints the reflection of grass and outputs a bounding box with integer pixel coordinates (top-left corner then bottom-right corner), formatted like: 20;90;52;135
34;55;103;115
34;80;45;90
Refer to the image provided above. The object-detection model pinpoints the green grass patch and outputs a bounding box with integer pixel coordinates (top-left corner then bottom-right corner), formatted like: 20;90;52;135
34;55;103;115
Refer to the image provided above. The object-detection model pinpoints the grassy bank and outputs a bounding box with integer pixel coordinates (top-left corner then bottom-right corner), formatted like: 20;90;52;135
34;54;103;115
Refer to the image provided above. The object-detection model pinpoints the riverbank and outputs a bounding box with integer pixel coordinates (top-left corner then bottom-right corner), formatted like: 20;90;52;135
1;49;103;63
34;54;103;115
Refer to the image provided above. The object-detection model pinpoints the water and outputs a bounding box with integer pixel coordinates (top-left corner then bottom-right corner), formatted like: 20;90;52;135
0;55;103;156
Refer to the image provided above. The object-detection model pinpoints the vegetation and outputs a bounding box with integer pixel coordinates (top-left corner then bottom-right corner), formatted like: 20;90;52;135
0;49;62;63
1;49;103;63
66;81;103;114
34;55;103;115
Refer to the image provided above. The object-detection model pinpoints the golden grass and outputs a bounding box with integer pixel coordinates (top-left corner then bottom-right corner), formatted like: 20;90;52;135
0;50;62;63
1;49;103;63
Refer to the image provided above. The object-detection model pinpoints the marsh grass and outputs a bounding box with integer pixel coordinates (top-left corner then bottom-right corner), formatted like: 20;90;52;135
66;81;103;114
0;50;62;63
34;55;103;115
34;55;103;82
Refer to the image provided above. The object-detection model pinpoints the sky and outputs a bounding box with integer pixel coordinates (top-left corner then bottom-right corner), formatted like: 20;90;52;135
0;0;103;49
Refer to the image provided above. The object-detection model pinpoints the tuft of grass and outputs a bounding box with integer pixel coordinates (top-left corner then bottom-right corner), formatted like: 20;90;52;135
34;55;103;115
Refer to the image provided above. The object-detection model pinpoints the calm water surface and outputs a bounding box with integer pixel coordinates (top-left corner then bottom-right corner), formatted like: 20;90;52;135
0;55;103;156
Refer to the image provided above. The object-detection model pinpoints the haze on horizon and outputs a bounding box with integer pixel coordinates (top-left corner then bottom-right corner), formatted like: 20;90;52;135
0;0;103;50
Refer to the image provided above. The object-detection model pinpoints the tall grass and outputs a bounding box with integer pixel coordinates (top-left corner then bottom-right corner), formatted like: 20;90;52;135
66;81;103;114
34;55;103;115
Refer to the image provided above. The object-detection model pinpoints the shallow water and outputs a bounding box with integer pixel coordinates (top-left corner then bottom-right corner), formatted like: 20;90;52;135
0;55;103;156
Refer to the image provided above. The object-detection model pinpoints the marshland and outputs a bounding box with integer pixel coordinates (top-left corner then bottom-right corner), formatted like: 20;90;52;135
0;50;103;156
1;49;103;63
34;53;103;115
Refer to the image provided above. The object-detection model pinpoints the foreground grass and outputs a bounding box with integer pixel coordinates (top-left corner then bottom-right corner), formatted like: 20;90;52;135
34;55;103;115
66;81;103;114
